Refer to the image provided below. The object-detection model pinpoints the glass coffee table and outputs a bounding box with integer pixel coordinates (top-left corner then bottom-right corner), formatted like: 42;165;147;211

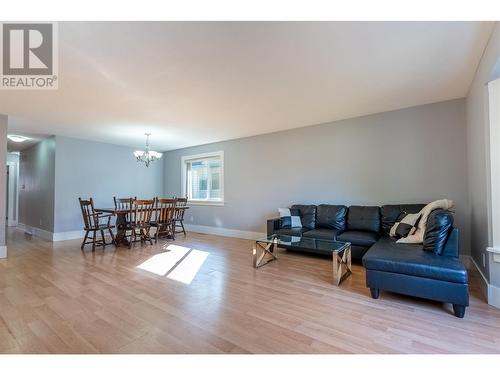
253;234;352;286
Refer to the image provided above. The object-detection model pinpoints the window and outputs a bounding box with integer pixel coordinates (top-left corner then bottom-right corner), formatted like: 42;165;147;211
181;151;224;205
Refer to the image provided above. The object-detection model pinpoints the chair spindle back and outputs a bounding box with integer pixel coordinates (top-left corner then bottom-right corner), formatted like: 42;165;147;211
174;197;188;220
156;198;177;224
114;196;135;211
130;199;155;227
79;197;99;229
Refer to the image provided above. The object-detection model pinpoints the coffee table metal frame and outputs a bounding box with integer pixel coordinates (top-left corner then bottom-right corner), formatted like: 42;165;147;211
253;237;278;268
253;234;351;286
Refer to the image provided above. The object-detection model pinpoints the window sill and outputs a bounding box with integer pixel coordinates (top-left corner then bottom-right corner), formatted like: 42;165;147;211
487;247;500;254
188;200;225;206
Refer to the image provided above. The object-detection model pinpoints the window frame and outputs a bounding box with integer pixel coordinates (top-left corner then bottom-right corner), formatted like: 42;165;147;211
181;151;225;206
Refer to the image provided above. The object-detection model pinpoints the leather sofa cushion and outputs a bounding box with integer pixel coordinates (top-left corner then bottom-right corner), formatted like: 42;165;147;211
316;205;348;231
302;228;339;241
337;230;380;247
291;205;316;230
362;237;467;284
381;204;425;236
275;228;308;236
423;209;454;255
347;206;381;232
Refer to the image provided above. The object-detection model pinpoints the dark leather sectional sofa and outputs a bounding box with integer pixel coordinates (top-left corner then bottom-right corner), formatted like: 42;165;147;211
267;204;469;318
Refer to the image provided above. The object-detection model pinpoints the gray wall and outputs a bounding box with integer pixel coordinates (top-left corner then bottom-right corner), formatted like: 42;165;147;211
466;22;500;283
164;99;470;254
18;137;56;232
53;136;165;233
0;115;7;248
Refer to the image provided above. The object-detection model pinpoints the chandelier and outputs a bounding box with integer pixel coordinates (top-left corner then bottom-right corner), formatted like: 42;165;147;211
134;133;162;167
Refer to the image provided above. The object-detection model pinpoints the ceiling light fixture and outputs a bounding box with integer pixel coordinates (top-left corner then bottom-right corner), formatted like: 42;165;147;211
8;135;29;143
134;133;162;168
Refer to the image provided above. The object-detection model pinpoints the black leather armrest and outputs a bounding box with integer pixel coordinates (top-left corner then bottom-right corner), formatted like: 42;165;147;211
267;218;281;236
441;228;459;258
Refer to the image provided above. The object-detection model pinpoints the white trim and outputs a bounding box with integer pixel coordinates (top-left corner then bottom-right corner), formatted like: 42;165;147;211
489;284;500;309
188;200;225;206
471;256;489;300
15;155;19;225
6;154;20;224
181;150;225;163
0;245;6;258
17;222;53;241
487;246;500;263
52;230;86;241
471;256;489;283
16;224;107;242
470;255;500;309
6;161;17;225
486;246;500;254
181;150;224;204
184;224;265;241
18;222;263;242
488;79;500;248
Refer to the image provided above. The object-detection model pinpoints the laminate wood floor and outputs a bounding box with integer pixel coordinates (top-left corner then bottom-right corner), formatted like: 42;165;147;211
1;227;499;354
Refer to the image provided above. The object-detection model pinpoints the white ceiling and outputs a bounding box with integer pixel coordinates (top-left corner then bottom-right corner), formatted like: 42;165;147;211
1;21;495;151
7;133;50;152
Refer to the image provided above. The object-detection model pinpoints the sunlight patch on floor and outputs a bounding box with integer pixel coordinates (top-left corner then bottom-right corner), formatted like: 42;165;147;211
167;249;209;284
136;244;209;284
136;244;190;276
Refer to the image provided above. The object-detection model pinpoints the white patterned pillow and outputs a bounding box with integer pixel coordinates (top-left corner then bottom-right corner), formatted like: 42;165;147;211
390;212;421;239
279;208;302;229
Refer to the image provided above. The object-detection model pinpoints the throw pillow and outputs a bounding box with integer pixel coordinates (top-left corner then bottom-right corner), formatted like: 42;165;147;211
389;212;421;239
397;198;454;244
279;208;302;229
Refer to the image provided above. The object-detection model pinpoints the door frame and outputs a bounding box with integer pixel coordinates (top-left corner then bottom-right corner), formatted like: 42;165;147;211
6;161;19;226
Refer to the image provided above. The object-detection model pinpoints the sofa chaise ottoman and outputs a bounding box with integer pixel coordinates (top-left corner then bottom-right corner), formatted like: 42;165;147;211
362;210;469;318
267;203;469;317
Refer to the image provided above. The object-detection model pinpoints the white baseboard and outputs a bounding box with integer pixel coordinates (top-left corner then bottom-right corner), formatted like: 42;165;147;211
470;256;490;301
184;224;266;240
470;255;500;309
21;222;263;243
0;245;6;258
18;223;86;242
8;219;18;227
17;223;54;241
52;230;86;241
53;225;259;242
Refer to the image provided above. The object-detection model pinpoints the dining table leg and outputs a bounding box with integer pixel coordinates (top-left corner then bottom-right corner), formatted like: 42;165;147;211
114;213;130;246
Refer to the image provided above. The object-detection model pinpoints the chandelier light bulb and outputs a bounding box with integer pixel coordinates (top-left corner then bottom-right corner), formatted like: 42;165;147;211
134;133;162;167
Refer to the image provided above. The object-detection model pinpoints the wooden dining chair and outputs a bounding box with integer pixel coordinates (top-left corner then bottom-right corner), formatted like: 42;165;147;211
114;196;136;217
128;199;155;248
173;197;188;236
113;196;136;231
151;198;177;242
79;197;115;251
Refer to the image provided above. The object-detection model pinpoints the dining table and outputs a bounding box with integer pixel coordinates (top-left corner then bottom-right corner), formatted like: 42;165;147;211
95;206;189;247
